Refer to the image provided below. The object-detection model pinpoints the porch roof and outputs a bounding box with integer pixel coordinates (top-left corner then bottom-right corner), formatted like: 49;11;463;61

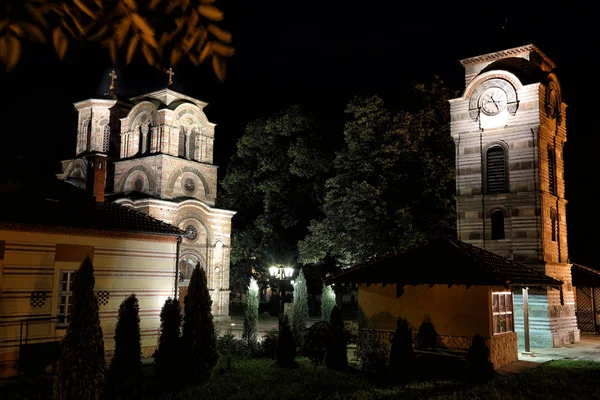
572;263;600;287
324;238;562;289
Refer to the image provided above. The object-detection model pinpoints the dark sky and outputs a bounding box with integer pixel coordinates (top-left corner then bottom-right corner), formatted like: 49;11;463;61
0;4;598;266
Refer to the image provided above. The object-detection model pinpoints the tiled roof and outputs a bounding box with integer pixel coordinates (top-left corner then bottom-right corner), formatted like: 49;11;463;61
0;179;182;236
572;263;600;287
325;238;562;289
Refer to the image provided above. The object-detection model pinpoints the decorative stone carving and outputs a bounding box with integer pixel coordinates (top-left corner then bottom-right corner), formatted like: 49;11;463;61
469;78;519;120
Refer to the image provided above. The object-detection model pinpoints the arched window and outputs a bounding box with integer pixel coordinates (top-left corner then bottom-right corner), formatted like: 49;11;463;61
550;208;557;242
548;146;556;195
486;146;507;193
491;210;505;240
189;130;197;160
102;125;110;153
178;127;186;157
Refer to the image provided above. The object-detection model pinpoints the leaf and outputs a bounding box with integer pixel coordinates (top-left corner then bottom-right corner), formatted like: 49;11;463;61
25;4;49;28
181;33;197;53
87;24;108;41
73;0;98;19
207;24;232;43
0;20;7;32
62;4;85;35
188;53;199;66
123;0;138;11
0;36;8;65
141;43;155;66
60;21;77;38
126;35;138;64
212;42;235;58
9;24;24;37
131;13;157;48
212;53;226;82
114;17;131;48
5;34;20;70
199;41;212;63
170;47;182;66
149;0;161;9
53;26;68;59
198;5;224;21
22;22;47;43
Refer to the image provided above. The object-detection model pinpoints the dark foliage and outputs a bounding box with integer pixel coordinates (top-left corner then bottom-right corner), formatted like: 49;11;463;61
275;314;296;367
325;306;347;370
104;295;142;399
261;327;279;359
414;316;439;349
153;298;182;386
466;334;495;383
53;257;105;400
181;264;219;384
304;321;332;380
389;317;416;378
217;331;261;357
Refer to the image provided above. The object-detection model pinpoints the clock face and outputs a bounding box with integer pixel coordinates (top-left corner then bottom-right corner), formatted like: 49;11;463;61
480;88;508;116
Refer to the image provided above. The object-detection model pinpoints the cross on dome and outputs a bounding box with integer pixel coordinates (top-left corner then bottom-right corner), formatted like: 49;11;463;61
166;67;175;86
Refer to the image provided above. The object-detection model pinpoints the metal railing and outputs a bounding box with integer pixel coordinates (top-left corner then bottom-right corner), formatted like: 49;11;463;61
18;317;61;377
357;328;474;354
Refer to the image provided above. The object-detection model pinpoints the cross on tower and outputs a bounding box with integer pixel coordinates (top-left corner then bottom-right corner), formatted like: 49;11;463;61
166;67;175;86
109;69;117;93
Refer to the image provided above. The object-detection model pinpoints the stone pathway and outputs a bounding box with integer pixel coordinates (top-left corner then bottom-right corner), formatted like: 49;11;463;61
499;333;600;374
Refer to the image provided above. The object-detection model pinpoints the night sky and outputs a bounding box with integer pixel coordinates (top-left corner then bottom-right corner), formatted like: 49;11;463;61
0;4;598;266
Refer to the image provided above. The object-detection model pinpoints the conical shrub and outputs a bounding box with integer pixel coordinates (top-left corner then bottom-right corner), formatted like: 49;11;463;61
154;298;182;385
181;264;218;383
276;314;296;367
325;306;347;369
54;257;105;400
389;317;415;378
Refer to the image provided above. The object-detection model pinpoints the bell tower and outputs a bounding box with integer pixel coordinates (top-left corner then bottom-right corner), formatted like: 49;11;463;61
448;44;579;347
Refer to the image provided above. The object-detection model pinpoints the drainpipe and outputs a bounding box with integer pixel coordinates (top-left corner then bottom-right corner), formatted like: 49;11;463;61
175;236;182;300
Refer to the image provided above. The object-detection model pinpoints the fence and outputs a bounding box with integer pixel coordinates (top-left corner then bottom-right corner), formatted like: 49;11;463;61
18;317;61;377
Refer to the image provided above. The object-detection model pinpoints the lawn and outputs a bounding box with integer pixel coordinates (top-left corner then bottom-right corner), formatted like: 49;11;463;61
2;357;600;399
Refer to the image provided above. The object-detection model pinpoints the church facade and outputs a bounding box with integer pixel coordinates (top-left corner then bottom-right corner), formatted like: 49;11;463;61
449;44;579;347
57;83;235;319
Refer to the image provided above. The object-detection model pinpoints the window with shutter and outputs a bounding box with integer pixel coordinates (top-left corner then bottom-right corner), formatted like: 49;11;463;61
491;210;505;240
486;146;507;193
548;146;556;195
550;209;557;242
178;127;186;157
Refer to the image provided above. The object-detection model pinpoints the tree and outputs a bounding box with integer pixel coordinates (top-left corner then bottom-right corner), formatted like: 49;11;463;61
54;257;105;400
325;306;347;370
320;284;335;322
466;334;494;383
106;295;142;398
299;78;456;267
0;0;233;80
181;264;218;383
275;314;296;367
243;277;259;345
154;297;182;385
290;269;309;347
219;105;331;294
389;317;415;378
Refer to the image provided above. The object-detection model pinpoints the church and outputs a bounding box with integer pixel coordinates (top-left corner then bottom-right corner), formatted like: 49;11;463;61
327;44;582;369
0;72;235;377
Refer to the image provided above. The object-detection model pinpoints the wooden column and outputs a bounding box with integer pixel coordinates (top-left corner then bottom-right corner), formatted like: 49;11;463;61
523;287;530;352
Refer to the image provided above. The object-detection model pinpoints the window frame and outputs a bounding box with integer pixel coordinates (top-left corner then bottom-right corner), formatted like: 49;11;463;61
492;291;514;335
491;209;505;240
550;208;557;242
548;145;556;196
56;270;77;328
483;143;509;194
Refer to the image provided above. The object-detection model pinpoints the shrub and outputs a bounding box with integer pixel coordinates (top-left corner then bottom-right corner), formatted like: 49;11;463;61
218;331;260;357
154;298;182;386
275;314;296;367
325;306;347;370
389;317;415;379
304;321;332;380
466;334;494;383
290;269;309;348
262;327;279;359
343;320;358;345
105;295;142;398
356;329;388;370
54;257;105;400
243;278;259;345
320;284;335;321
414;315;439;349
181;264;219;384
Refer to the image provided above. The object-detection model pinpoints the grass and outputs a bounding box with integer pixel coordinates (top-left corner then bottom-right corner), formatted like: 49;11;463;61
2;358;600;399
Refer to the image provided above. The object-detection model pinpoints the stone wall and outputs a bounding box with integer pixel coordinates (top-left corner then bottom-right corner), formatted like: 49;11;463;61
487;332;518;370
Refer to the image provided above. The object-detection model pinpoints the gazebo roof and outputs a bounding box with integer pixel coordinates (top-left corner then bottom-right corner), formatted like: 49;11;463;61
325;238;562;289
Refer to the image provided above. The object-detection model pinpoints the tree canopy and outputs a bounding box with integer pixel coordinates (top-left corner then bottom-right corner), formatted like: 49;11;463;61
299;78;456;267
218;105;331;292
0;0;233;80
